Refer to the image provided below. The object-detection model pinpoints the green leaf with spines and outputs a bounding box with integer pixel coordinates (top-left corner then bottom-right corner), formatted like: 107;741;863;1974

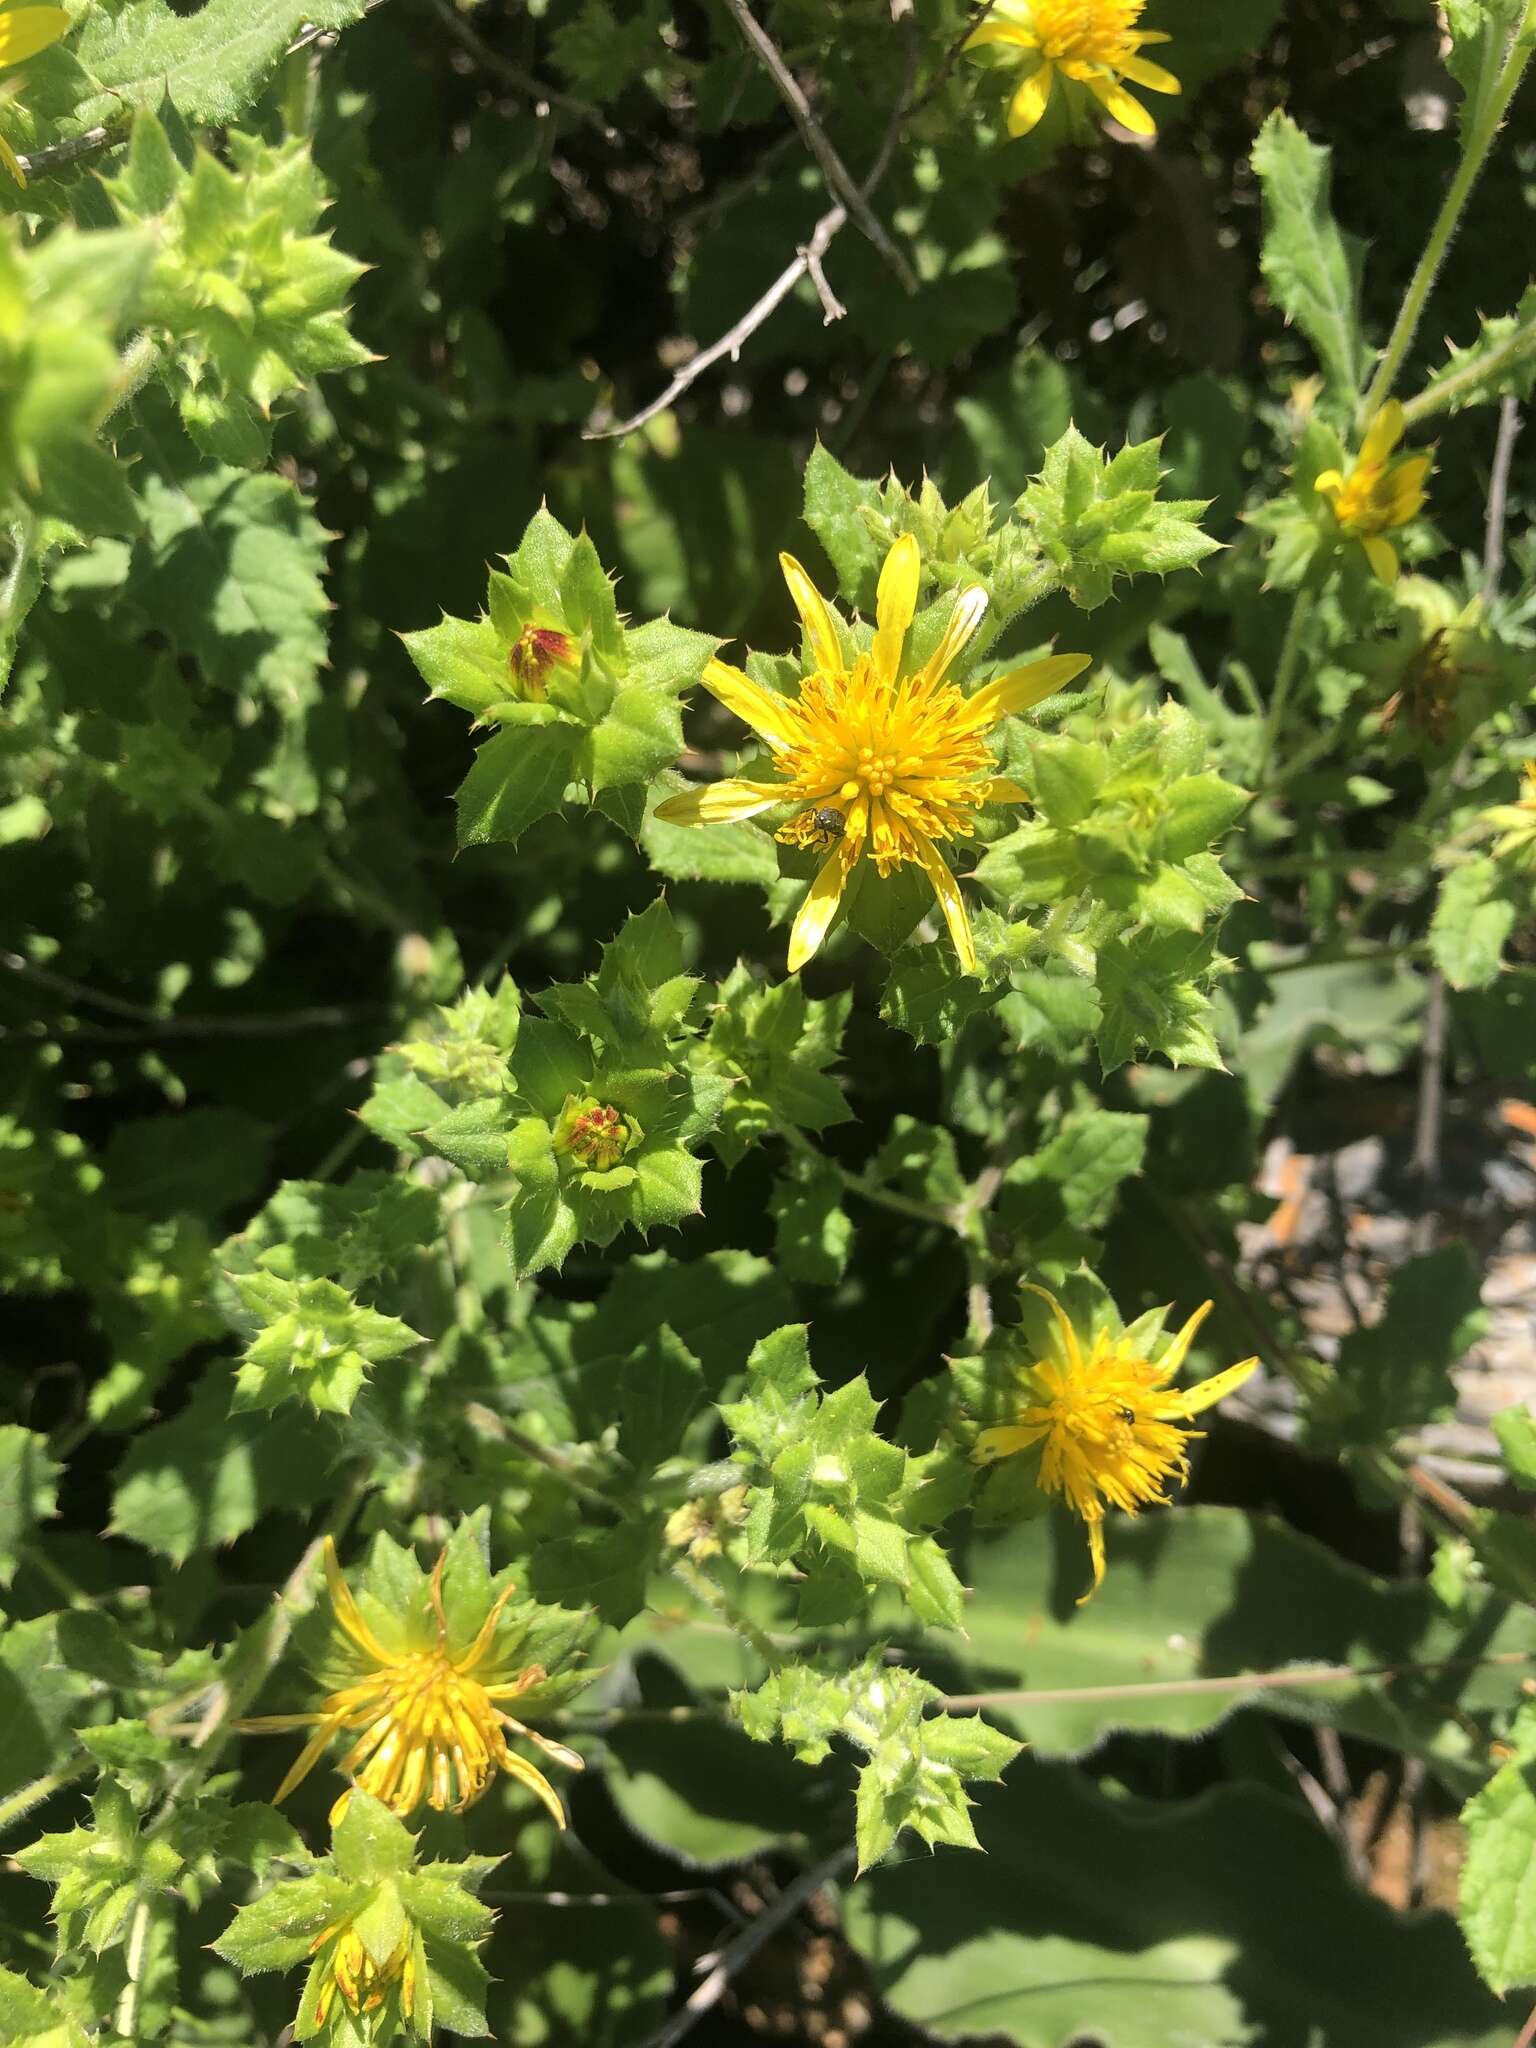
734;1657;1021;1870
705;962;852;1167
1460;1703;1536;1994
225;1270;423;1416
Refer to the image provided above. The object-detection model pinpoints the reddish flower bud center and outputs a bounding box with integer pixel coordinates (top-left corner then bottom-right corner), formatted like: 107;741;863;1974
510;625;575;691
568;1104;628;1168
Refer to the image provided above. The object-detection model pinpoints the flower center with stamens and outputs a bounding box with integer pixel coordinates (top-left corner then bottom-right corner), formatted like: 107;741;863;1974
557;1101;632;1170
510;624;575;695
335;1646;512;1816
771;659;995;877
1030;0;1146;64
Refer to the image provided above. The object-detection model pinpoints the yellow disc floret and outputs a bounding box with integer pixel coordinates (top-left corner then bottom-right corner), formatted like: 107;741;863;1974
975;1286;1258;1600
655;534;1090;975
238;1538;583;1827
965;0;1180;138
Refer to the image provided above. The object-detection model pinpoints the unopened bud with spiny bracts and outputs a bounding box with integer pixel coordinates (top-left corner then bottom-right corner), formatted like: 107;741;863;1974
553;1096;639;1172
509;613;577;698
310;1919;415;2029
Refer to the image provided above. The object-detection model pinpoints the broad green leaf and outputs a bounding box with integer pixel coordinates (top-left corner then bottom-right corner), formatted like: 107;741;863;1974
1461;1707;1536;1994
0;1427;60;1587
1251;111;1368;399
846;1759;1503;2044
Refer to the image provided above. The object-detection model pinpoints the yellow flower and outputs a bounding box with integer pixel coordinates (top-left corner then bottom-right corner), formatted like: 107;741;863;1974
965;0;1180;139
1315;401;1432;585
975;1287;1257;1600
239;1538;583;1826
655;535;1089;974
310;1919;415;2029
1485;759;1536;869
0;6;71;186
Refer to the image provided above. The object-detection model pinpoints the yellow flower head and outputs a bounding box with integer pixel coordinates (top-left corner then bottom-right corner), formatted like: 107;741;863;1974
0;6;71;187
655;535;1089;974
1314;402;1431;586
239;1536;584;1827
974;1286;1257;1600
966;0;1180;139
310;1918;416;2030
1484;758;1536;869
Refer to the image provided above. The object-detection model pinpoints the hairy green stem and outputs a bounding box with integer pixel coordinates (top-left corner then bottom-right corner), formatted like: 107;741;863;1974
1401;313;1536;424
0;1759;91;1839
672;1558;786;1672
1359;24;1534;422
1258;586;1316;785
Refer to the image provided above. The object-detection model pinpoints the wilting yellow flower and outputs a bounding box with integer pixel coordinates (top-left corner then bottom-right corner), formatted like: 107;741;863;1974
975;1287;1257;1600
656;536;1089;974
1315;401;1431;585
310;1920;415;2029
966;0;1180;138
239;1538;583;1827
0;6;71;186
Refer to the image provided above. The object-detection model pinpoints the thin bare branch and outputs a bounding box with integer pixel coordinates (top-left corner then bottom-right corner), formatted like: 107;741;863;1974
585;21;917;442
717;0;915;292
584;200;848;441
431;0;619;137
1483;394;1523;595
938;1646;1531;1713
633;1844;857;2048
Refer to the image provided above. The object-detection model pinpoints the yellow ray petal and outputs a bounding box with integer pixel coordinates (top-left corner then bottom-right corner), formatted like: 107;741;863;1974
701;655;800;750
787;844;851;974
0;6;69;68
1359;400;1406;468
1007;60;1054;135
323;1538;394;1666
965;19;1037;49
1119;54;1180;94
1021;1281;1085;1374
0;126;24;186
975;1421;1049;1464
1362;535;1400;584
1077;1516;1107;1605
778;553;842;679
1313;468;1344;498
968;651;1091;726
501;1749;569;1829
920;585;988;691
871;533;921;688
273;1713;351;1805
653;778;784;825
914;833;977;974
977;776;1030;806
1172;1354;1260;1417
1087;74;1157;135
1155;1298;1214;1380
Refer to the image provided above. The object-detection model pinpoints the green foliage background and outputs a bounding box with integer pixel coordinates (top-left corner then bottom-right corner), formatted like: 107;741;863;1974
5;0;1536;2043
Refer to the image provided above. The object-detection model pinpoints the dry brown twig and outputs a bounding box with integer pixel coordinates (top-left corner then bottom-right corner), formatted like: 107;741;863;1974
717;0;916;293
585;17;919;442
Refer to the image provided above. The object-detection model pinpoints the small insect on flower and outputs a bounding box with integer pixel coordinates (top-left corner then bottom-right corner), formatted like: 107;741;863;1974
974;1286;1258;1601
1315;402;1432;586
656;534;1090;975
236;1537;584;1827
965;0;1180;139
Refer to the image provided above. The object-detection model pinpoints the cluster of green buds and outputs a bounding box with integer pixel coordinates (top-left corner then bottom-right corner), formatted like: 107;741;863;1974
226;1270;422;1416
103;114;370;468
391;980;522;1101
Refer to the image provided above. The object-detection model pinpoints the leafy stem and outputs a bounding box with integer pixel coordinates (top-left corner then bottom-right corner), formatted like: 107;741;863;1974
1359;20;1534;423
